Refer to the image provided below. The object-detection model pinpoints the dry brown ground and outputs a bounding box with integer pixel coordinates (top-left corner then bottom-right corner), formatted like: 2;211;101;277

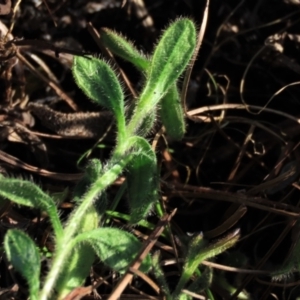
1;0;300;299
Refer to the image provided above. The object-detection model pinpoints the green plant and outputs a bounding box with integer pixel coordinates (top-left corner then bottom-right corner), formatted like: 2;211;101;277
152;230;240;300
99;24;186;140
0;18;239;300
271;219;300;281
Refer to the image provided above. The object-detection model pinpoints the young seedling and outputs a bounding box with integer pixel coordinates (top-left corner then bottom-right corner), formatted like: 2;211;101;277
150;230;240;300
100;24;187;140
1;18;198;299
1;16;243;299
172;230;240;299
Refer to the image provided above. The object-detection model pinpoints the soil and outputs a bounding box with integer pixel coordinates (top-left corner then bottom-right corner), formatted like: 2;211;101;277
1;0;300;299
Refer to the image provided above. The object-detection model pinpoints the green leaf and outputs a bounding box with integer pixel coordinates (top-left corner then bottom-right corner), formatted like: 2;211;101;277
56;245;95;299
200;230;240;261
100;27;186;139
186;266;213;295
72;56;126;142
214;273;249;299
74;159;107;215
160;85;185;140
0;178;63;239
152;251;171;297
272;219;300;280
137;109;157;137
4;229;40;300
173;230;240;298
74;159;102;201
100;28;150;71
51;187;69;205
148;18;196;93
55;206;98;298
73;56;124;114
74;227;152;273
126;136;158;224
179;295;192;300
128;18;196;134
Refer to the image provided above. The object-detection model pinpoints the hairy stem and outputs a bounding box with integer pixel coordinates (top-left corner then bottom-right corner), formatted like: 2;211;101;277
40;157;131;300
